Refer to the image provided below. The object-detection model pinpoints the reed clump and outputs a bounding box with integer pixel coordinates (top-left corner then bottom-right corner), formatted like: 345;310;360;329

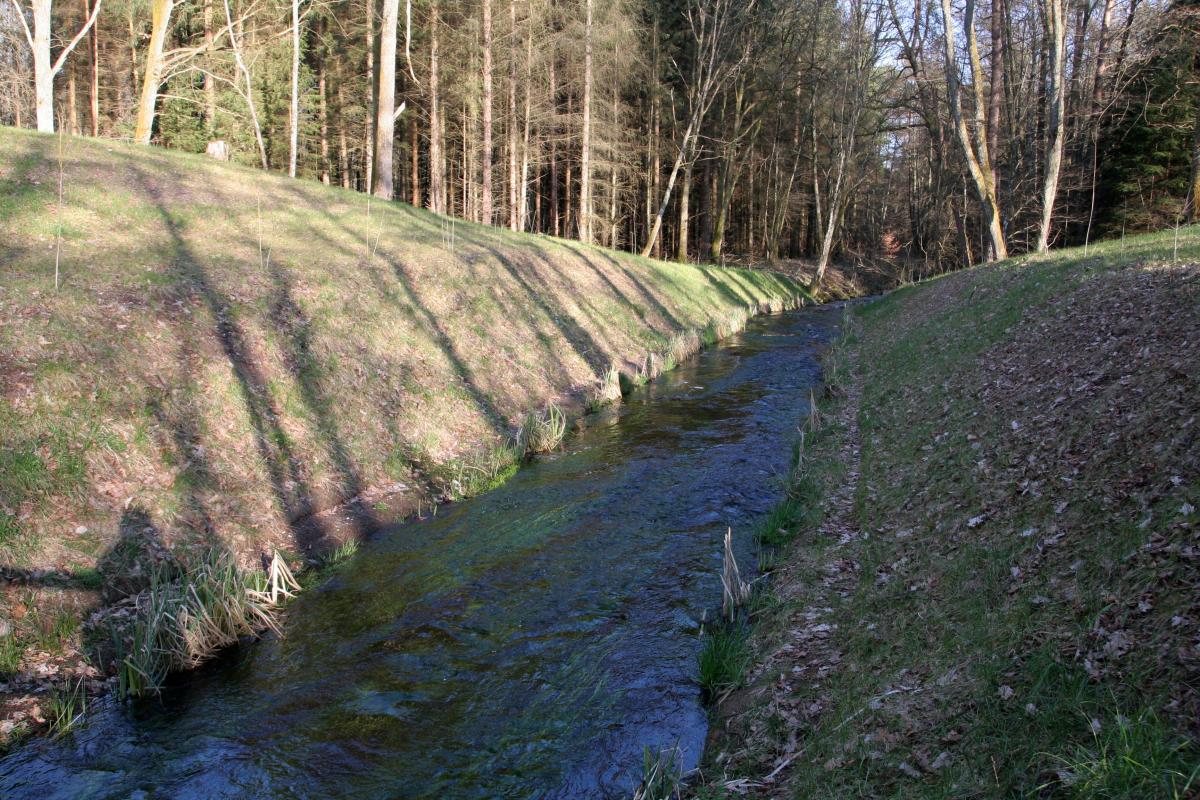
521;402;567;454
114;548;298;698
588;365;623;411
632;745;684;800
665;329;701;370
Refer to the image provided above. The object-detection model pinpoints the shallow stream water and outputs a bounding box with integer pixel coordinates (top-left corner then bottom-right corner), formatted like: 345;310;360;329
0;303;843;799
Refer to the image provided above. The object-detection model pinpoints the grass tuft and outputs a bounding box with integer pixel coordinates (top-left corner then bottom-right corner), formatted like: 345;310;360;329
521;403;567;454
588;365;623;412
46;677;87;737
318;538;359;570
1041;710;1199;799
114;547;295;698
632;744;684;800
698;621;752;702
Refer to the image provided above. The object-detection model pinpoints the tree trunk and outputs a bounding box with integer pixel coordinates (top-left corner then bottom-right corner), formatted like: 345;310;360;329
677;162;691;262
428;0;444;212
481;0;494;224
578;0;593;243
507;0;519;230
338;81;350;188
939;0;1007;260
319;59;330;184
518;18;532;230
67;68;78;133
88;0;99;135
1189;101;1200;223
365;0;375;190
988;0;1003;192
641;115;698;258
550;87;559;237
32;0;56;131
1036;0;1066;251
134;0;173;145
411;119;420;205
26;0;101;132
814;150;847;286
289;0;302;177
225;0;268;168
373;0;399;198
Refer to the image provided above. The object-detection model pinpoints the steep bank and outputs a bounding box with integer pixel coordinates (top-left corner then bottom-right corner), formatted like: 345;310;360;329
703;228;1200;797
0;127;806;744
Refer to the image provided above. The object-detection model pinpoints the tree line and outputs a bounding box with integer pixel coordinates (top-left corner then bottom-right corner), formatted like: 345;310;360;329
2;0;1197;280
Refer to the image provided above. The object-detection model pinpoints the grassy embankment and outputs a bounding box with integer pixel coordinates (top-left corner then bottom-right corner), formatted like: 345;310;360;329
696;227;1200;798
0;126;809;743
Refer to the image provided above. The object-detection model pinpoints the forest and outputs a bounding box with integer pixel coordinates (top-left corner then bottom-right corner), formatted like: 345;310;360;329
2;0;1198;280
3;0;1200;791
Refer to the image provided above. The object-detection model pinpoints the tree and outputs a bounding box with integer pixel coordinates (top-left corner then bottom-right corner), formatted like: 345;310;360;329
289;0;304;177
373;0;402;198
133;0;171;143
1035;0;1066;251
9;0;101;131
481;0;494;224
641;0;755;258
578;0;593;243
939;0;1007;259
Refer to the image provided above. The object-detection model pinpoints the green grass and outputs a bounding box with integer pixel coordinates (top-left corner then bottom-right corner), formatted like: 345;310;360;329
45;678;87;738
0;125;808;587
697;622;752;701
702;226;1200;797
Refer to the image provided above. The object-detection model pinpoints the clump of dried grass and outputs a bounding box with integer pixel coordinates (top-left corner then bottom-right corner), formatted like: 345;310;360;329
116;548;298;698
665;329;701;370
589;365;623;411
521;402;567;454
720;528;752;622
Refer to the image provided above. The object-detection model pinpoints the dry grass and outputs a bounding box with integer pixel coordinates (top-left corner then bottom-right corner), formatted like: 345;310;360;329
112;547;297;698
521;403;567;454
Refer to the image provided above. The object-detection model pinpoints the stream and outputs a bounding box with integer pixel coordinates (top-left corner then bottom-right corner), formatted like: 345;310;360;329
0;303;843;799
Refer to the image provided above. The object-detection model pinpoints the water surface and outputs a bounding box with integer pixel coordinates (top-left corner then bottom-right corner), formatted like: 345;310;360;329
0;304;843;799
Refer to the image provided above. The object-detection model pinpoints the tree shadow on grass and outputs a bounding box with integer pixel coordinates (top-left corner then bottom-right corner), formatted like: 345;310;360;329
129;165;336;555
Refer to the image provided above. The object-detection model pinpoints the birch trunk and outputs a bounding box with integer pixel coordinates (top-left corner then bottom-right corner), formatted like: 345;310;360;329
289;0;302;177
428;0;444;212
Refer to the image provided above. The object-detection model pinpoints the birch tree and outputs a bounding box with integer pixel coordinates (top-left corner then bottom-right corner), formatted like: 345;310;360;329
373;0;402;198
641;0;755;258
9;0;101;131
